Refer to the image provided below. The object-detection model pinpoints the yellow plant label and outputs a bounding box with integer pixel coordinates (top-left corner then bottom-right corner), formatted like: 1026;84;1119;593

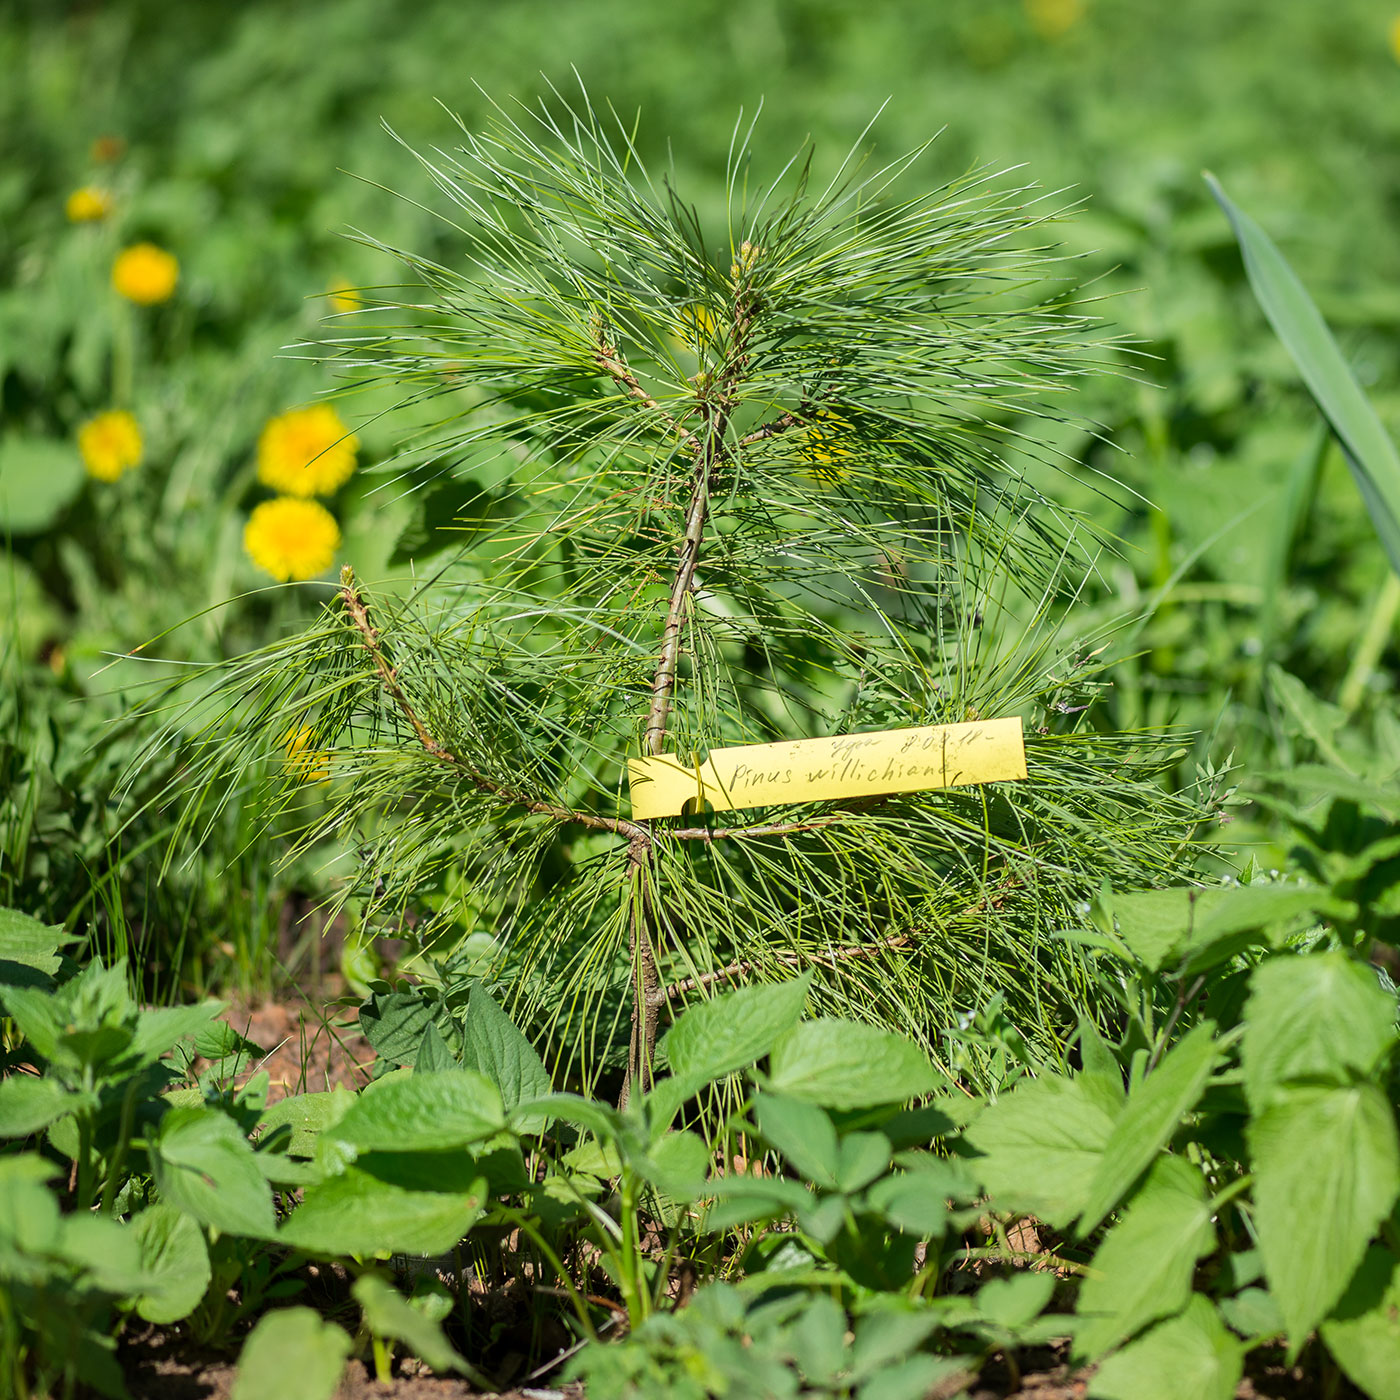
628;717;1026;820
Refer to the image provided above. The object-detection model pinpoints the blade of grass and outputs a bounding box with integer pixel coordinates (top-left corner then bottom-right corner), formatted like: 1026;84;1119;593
1205;172;1400;577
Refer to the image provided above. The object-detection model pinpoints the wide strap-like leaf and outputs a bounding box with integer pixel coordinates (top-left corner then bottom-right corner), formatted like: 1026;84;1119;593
1206;173;1400;574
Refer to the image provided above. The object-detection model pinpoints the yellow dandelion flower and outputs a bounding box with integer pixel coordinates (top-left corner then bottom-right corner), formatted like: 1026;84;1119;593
282;725;331;785
1390;14;1400;63
66;187;113;223
327;279;361;315
257;404;358;497
1025;0;1083;39
112;243;179;305
243;497;341;581
77;410;143;482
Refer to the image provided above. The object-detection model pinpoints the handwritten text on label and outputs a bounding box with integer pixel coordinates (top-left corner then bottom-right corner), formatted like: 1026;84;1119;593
628;717;1026;820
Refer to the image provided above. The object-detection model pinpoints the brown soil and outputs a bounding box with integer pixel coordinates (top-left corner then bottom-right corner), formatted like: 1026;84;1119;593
122;1328;584;1400
217;981;375;1101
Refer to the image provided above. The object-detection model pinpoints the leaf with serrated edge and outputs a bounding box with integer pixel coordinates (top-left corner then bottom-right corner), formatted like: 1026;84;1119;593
327;1070;504;1154
464;983;551;1126
1090;1294;1242;1400
1320;1247;1400;1400
280;1167;487;1257
1249;1082;1400;1348
660;974;811;1084
127;1204;212;1325
1242;951;1395;1113
1075;1155;1215;1360
1079;1021;1219;1235
767;1019;938;1109
966;1075;1115;1230
151;1107;275;1239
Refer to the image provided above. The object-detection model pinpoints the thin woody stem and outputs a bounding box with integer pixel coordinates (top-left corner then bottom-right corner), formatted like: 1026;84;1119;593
595;335;701;455
622;288;754;1104
738;412;801;447
663;878;1019;1002
339;567;646;843
667;797;890;842
641;435;716;756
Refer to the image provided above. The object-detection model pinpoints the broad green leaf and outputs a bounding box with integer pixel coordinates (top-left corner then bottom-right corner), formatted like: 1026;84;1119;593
1079;1021;1220;1234
1110;886;1323;974
1110;887;1205;969
836;1132;894;1194
191;1019;261;1063
791;1293;847;1386
0;1155;63;1278
1242;952;1395;1112
1091;1294;1242;1400
1250;1082;1400;1346
0;436;86;535
864;1157;972;1236
644;1129;711;1199
414;1020;458;1074
1321;1247;1400;1400
1075;1155;1215;1360
127;1204;212;1325
1264;764;1400;819
57;1213;144;1293
150;1106;276;1239
123;1001;225;1071
257;1089;353;1158
326;1070;504;1155
0;907;77;979
767;1019;939;1109
849;1305;940;1378
1076;1017;1126;1107
976;1272;1055;1331
231;1308;351;1400
0;1075;75;1137
966;1074;1116;1229
754;1093;839;1187
0;984;63;1060
463;983;551;1125
353;1272;485;1381
280;1167;486;1257
1206;174;1400;575
857;1356;969;1400
358;991;435;1066
512;1091;622;1141
704;1173;815;1232
1218;1288;1283;1341
1179;886;1333;976
660;974;811;1084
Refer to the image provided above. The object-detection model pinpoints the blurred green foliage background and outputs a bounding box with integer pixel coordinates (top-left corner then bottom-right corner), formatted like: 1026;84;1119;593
3;0;1399;987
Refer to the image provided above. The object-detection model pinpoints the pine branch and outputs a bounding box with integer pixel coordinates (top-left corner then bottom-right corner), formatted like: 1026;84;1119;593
668;797;890;842
593;326;701;455
641;286;754;758
738;412;802;447
339;566;647;843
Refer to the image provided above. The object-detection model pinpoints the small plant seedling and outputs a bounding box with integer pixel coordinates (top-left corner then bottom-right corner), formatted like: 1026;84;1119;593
160;89;1215;1094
